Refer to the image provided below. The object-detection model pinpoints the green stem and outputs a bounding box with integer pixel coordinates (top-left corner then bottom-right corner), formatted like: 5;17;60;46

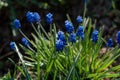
67;48;82;80
66;14;72;22
37;60;40;80
31;23;40;36
83;1;87;19
53;70;57;80
53;24;57;47
27;45;36;53
14;43;31;80
50;24;52;35
38;23;50;40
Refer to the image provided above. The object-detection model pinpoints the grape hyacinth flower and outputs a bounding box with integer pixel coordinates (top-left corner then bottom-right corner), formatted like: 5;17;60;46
33;12;41;22
116;31;120;45
46;13;53;24
57;31;65;40
57;31;67;45
26;11;34;23
65;20;74;33
26;11;41;23
76;26;84;40
22;37;30;47
14;19;21;29
106;38;113;47
69;33;76;43
56;39;65;51
76;16;83;23
92;30;99;43
10;42;16;50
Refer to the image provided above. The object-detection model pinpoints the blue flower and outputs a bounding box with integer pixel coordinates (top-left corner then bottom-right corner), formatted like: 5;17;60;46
57;31;65;39
76;26;84;40
76;16;83;23
92;30;99;43
26;11;34;23
106;38;113;47
26;11;40;23
46;13;53;24
56;39;65;51
69;33;76;43
57;31;67;45
14;19;21;29
10;42;15;50
33;12;41;22
22;37;30;47
116;31;120;44
65;20;74;33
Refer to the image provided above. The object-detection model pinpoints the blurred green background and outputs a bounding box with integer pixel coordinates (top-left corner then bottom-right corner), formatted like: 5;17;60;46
0;0;120;77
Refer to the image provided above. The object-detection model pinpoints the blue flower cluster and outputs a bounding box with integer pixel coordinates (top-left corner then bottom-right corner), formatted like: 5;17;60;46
105;31;120;48
76;26;84;40
11;11;54;51
116;31;120;45
26;11;41;23
69;33;76;43
22;37;30;47
10;37;29;50
56;17;83;51
56;31;66;51
65;20;74;33
11;11;120;52
91;30;98;43
10;42;15;50
106;38;113;47
56;40;65;51
46;13;53;24
57;31;66;44
14;19;21;29
76;16;83;23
